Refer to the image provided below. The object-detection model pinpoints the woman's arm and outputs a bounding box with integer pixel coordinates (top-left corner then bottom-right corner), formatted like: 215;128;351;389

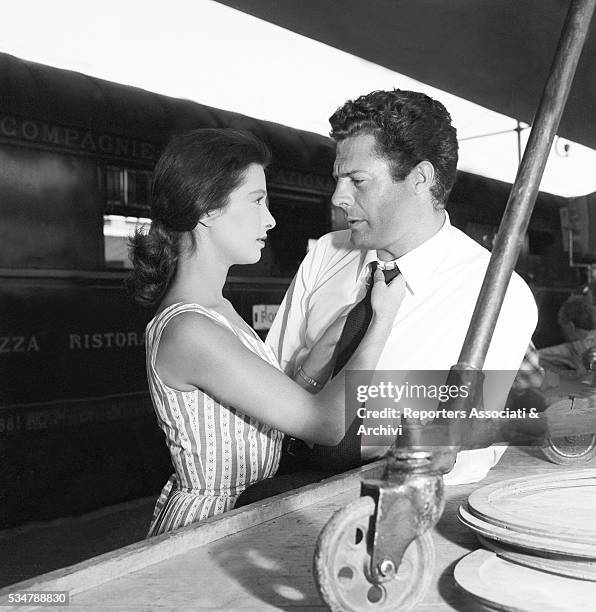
156;270;405;445
292;315;347;392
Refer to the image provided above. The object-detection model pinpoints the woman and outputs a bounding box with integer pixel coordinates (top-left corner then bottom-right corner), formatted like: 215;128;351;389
128;128;404;536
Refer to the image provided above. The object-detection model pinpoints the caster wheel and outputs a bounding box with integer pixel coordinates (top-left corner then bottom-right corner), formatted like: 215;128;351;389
541;433;596;464
314;496;435;611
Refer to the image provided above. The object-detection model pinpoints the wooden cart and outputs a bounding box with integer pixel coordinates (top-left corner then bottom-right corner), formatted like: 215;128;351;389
1;445;593;611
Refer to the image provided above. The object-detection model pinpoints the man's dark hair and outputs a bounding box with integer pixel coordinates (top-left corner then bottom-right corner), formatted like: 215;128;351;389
329;89;458;207
558;295;596;331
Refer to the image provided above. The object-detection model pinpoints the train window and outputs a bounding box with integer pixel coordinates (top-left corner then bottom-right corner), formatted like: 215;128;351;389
106;166;123;208
105;166;152;214
127;169;151;207
104;215;151;269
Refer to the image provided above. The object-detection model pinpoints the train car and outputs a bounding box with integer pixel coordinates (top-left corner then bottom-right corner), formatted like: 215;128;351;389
447;171;589;348
0;53;582;529
0;53;336;528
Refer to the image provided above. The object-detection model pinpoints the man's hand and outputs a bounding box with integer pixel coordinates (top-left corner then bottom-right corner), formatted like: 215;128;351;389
299;270;406;391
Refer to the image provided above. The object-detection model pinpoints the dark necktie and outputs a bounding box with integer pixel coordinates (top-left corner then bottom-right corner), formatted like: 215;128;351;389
332;263;400;375
305;262;401;472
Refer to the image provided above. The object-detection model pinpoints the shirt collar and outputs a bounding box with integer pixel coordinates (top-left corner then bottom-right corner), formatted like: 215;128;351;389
362;211;451;294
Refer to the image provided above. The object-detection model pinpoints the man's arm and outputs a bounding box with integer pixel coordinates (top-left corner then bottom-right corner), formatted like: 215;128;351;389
267;235;329;375
511;342;545;391
479;273;539;427
484;274;538;372
538;343;578;372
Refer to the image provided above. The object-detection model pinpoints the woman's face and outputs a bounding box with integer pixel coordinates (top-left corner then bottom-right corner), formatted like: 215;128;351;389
209;163;276;265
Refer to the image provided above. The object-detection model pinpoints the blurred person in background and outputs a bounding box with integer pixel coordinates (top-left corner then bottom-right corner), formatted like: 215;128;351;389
539;294;596;380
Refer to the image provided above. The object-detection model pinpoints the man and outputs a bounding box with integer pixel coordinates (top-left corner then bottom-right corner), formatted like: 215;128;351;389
539;294;596;378
267;89;537;485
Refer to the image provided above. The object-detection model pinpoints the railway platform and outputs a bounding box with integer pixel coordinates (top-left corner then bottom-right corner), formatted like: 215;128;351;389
0;496;155;588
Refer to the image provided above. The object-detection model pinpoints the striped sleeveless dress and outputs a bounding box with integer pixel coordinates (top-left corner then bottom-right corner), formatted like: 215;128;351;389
145;303;283;537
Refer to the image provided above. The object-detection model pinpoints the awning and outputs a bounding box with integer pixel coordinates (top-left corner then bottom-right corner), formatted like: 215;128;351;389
216;1;595;149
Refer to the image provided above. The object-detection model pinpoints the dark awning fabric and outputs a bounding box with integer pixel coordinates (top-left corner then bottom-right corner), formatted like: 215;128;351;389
216;0;595;149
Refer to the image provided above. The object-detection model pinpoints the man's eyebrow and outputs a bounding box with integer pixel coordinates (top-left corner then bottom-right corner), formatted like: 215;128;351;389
248;189;267;196
332;170;368;179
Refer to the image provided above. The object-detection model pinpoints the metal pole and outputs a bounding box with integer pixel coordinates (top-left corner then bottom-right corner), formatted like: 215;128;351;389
457;0;596;370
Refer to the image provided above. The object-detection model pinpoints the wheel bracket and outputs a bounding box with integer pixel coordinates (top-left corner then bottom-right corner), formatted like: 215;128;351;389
361;448;446;583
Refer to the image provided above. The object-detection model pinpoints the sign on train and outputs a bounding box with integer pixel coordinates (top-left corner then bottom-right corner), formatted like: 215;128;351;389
252;304;280;330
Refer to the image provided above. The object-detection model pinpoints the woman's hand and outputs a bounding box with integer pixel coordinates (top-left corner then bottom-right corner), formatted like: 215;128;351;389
370;268;406;322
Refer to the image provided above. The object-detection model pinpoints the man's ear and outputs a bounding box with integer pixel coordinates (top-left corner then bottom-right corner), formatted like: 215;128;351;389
411;161;435;195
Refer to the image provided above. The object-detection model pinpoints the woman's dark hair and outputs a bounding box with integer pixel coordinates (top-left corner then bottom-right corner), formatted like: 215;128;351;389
127;128;270;307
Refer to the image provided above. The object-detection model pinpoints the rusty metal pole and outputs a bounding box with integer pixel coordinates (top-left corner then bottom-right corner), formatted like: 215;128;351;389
458;0;596;371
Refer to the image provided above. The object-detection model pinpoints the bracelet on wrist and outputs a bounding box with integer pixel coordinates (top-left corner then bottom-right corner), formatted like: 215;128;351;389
298;367;322;389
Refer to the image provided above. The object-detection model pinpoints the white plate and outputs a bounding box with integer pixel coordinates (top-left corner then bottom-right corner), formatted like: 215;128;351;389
454;549;596;612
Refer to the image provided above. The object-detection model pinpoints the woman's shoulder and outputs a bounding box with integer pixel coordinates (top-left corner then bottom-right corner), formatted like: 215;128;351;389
153;301;279;372
151;302;230;330
156;303;234;343
153;305;241;383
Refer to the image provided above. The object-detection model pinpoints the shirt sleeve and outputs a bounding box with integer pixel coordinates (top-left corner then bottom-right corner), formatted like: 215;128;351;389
511;342;545;390
482;272;538;412
266;235;328;376
484;273;538;371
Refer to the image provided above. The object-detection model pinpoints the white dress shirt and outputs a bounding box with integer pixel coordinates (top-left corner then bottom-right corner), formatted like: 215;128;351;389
267;213;537;484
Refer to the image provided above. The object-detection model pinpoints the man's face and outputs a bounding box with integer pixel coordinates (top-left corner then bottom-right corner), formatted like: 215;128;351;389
331;133;416;259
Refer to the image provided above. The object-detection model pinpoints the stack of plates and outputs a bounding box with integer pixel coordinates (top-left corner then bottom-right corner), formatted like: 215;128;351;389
455;470;596;611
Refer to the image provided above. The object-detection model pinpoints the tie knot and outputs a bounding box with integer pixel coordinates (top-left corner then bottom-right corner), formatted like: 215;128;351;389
383;266;401;283
371;261;400;284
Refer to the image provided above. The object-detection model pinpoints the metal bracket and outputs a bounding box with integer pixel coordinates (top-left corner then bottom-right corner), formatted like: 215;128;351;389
361;449;445;583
